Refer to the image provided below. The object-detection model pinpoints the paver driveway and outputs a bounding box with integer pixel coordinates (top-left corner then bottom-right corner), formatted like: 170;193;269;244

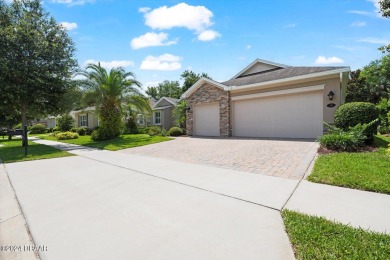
121;137;319;180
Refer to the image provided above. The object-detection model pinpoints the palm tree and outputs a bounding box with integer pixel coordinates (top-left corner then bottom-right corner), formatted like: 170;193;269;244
80;63;144;140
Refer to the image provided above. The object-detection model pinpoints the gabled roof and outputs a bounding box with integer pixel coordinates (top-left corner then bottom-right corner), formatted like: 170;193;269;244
181;77;227;99
223;66;350;87
153;97;179;108
230;58;289;80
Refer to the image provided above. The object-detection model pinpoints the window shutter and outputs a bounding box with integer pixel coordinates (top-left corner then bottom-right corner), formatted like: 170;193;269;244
86;114;89;128
78;115;80;127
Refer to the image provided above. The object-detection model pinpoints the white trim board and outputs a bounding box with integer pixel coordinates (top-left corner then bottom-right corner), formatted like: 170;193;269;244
181;77;227;99
231;85;325;101
230;58;289;80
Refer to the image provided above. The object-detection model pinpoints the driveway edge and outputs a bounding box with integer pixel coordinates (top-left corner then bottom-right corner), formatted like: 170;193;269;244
0;162;40;260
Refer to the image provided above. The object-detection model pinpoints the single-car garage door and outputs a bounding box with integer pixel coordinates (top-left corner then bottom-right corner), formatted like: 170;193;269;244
193;103;220;136
232;91;323;138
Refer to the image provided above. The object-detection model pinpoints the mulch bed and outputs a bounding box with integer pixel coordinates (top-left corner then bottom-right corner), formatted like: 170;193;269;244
318;146;379;155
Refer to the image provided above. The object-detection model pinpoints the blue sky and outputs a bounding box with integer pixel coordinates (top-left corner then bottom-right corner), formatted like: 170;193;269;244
19;0;390;87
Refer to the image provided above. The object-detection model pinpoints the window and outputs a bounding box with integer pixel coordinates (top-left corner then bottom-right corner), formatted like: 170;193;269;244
137;114;144;125
79;114;88;127
154;111;161;124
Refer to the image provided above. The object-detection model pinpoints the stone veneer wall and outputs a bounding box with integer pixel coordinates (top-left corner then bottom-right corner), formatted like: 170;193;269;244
186;83;231;137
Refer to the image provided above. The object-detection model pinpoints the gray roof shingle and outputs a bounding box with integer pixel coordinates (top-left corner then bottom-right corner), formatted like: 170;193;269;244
222;66;348;87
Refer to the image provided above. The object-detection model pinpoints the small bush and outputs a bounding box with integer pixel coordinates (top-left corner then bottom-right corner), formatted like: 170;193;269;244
91;129;114;141
334;102;379;144
30;124;47;134
161;129;168;136
57;114;75;132
138;127;148;134
168;127;183;136
50;131;61;137
71;127;86;136
47;128;54;133
85;128;93;135
53;126;60;132
124;116;138;134
56;131;79;140
318;122;374;151
148;126;161;136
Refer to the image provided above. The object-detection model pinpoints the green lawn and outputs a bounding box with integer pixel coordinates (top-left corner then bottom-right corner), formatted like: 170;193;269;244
36;134;172;151
308;135;390;194
282;210;390;259
0;138;73;163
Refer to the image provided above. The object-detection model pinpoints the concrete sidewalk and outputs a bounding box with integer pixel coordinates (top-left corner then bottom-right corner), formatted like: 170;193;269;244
0;164;38;260
285;180;390;234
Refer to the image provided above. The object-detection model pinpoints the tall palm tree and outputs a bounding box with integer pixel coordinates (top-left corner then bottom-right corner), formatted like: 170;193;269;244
80;63;143;140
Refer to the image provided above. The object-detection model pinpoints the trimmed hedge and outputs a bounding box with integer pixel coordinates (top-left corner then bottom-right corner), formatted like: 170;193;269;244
334;102;379;143
70;127;86;136
168;127;183;136
30;124;47;134
56;131;79;140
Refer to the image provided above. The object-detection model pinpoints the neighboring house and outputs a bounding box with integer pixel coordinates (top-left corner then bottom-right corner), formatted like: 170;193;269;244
136;98;156;128
181;58;350;139
151;97;179;130
70;106;99;129
31;115;59;128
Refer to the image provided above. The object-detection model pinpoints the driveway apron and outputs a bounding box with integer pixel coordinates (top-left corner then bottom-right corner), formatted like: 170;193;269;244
6;156;295;260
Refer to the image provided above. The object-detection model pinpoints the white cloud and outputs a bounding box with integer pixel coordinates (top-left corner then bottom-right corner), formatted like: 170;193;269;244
350;21;366;27
284;23;296;28
143;3;213;31
139;7;151;13
60;22;78;30
144;81;161;87
246;45;251;50
348;10;373;16
140;54;182;71
197;30;220;41
315;56;344;65
141;3;221;41
84;60;135;69
359;37;389;44
131;32;177;49
51;0;95;6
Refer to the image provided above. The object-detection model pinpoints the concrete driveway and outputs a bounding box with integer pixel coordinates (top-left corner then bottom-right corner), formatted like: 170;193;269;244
121;137;318;180
5;154;295;259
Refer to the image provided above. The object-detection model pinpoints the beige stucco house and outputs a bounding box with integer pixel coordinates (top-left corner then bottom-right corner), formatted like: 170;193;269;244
181;58;350;139
150;97;179;130
70;106;99;129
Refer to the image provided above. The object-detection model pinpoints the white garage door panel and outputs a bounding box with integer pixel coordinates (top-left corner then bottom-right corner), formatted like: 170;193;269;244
194;103;220;136
233;91;323;138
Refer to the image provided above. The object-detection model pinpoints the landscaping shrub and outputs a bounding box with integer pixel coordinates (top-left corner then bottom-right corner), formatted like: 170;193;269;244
90;129;112;141
138;127;147;134
168;127;183;136
57;114;75;132
71;127;86;136
148;126;161;136
377;98;390;134
85;128;93;135
161;129;167;137
124;116;138;134
30;124;47;134
50;131;61;137
56;131;79;140
334;102;379;143
317;122;379;151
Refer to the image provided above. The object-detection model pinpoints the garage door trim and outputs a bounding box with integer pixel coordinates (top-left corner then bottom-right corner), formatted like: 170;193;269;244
231;84;325;101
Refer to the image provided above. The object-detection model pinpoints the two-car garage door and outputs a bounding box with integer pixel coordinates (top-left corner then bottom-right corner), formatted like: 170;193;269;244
232;91;323;139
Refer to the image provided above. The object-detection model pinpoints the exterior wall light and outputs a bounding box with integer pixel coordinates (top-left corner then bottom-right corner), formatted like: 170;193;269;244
327;91;335;100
